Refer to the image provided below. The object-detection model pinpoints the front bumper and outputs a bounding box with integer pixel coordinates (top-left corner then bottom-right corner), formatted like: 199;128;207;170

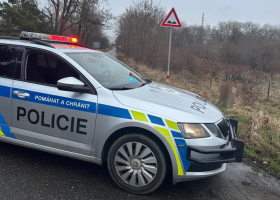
187;117;244;164
187;138;244;164
175;163;227;182
173;118;244;183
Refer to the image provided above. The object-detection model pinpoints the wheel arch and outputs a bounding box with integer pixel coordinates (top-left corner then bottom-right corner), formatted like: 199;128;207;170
101;126;175;178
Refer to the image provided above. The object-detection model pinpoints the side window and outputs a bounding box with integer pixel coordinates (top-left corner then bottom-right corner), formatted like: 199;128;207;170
25;51;79;85
0;45;17;78
14;47;24;80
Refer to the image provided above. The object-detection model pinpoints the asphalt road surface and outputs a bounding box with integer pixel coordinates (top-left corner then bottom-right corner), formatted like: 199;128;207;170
106;48;117;58
0;142;279;200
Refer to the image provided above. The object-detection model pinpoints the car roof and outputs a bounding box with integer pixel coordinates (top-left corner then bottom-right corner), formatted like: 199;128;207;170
50;43;100;53
0;37;100;53
0;37;105;89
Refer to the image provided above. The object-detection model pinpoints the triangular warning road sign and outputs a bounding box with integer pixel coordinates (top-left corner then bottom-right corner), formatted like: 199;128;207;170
161;8;182;28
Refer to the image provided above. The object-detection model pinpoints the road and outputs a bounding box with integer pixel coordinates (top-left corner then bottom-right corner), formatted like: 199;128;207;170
106;48;117;58
1;141;280;199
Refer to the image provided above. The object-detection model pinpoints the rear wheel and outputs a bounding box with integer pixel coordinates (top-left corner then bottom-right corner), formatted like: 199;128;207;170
107;134;167;194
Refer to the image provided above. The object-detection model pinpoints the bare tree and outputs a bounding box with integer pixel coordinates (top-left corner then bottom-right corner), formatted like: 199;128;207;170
42;0;113;46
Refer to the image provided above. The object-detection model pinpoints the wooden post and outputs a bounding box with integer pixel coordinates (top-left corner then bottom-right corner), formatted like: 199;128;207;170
219;81;236;109
267;77;271;100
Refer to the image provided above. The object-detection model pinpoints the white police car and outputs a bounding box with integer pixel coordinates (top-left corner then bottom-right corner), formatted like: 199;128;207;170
0;32;244;194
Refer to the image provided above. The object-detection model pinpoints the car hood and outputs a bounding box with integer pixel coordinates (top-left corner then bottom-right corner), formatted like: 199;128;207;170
112;82;224;123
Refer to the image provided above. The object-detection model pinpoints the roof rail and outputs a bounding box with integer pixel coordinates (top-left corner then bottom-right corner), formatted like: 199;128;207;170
0;36;55;48
0;36;21;40
30;39;55;48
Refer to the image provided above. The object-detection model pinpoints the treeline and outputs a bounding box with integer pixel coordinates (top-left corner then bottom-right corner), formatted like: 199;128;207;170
116;0;280;104
116;0;280;74
173;22;280;73
0;0;113;48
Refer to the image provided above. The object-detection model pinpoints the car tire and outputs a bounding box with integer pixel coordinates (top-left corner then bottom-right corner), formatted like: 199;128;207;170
107;134;167;194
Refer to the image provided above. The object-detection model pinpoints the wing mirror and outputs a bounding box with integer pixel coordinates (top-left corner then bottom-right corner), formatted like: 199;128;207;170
57;77;90;93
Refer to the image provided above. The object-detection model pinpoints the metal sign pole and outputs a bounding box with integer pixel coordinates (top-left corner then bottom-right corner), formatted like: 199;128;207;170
161;8;181;82
167;28;172;83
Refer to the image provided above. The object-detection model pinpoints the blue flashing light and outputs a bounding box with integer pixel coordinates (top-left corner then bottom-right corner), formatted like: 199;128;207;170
129;78;137;82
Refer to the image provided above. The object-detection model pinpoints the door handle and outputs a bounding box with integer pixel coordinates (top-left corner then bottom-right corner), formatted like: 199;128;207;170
13;91;30;98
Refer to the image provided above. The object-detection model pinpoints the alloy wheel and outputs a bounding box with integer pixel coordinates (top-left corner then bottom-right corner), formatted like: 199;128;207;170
114;142;158;187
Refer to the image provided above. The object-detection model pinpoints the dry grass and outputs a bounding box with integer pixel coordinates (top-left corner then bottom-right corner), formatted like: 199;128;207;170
118;53;280;176
97;48;112;52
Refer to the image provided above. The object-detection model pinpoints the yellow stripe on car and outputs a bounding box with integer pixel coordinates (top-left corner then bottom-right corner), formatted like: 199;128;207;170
154;126;171;137
0;129;5;136
154;126;184;175
166;138;184;175
165;119;180;130
131;110;149;122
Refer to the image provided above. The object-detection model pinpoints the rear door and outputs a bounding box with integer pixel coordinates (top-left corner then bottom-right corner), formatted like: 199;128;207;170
11;48;97;155
0;45;22;138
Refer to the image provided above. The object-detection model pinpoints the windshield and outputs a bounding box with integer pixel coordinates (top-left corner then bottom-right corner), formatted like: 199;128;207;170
65;52;147;90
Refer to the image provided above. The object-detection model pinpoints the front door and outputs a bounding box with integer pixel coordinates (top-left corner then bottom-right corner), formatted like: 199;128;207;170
11;49;97;155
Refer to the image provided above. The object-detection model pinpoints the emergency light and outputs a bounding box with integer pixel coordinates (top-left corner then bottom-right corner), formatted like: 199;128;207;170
20;31;78;43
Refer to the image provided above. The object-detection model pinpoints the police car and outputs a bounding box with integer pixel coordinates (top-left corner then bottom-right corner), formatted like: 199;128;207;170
0;31;244;194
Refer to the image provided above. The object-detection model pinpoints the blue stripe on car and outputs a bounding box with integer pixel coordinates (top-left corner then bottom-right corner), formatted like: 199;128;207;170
12;88;96;113
174;139;191;173
0;125;10;137
148;114;165;126
0;85;11;98
171;130;183;138
0;113;7;125
97;104;132;119
11;88;132;119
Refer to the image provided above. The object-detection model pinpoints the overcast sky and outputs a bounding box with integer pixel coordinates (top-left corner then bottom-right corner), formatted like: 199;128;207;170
104;0;280;38
1;0;279;39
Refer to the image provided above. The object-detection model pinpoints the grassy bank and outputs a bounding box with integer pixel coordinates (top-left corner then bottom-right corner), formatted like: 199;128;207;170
97;48;112;52
118;53;280;176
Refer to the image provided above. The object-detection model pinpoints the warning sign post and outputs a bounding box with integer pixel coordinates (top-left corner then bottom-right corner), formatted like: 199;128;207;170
161;8;182;82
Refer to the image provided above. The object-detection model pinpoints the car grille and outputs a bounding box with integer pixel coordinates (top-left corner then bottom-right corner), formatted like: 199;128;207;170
187;163;223;172
217;118;229;137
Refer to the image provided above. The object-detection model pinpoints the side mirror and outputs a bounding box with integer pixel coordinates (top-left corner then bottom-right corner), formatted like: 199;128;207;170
57;77;90;93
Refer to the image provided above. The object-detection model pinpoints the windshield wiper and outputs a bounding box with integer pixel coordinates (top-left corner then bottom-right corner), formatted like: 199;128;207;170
109;87;135;90
143;78;152;83
140;83;147;87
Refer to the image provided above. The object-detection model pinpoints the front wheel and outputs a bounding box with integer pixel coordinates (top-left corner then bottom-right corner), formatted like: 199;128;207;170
107;134;167;194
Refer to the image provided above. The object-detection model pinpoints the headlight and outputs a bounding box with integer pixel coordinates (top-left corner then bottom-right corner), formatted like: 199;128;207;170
204;123;227;139
177;123;210;139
